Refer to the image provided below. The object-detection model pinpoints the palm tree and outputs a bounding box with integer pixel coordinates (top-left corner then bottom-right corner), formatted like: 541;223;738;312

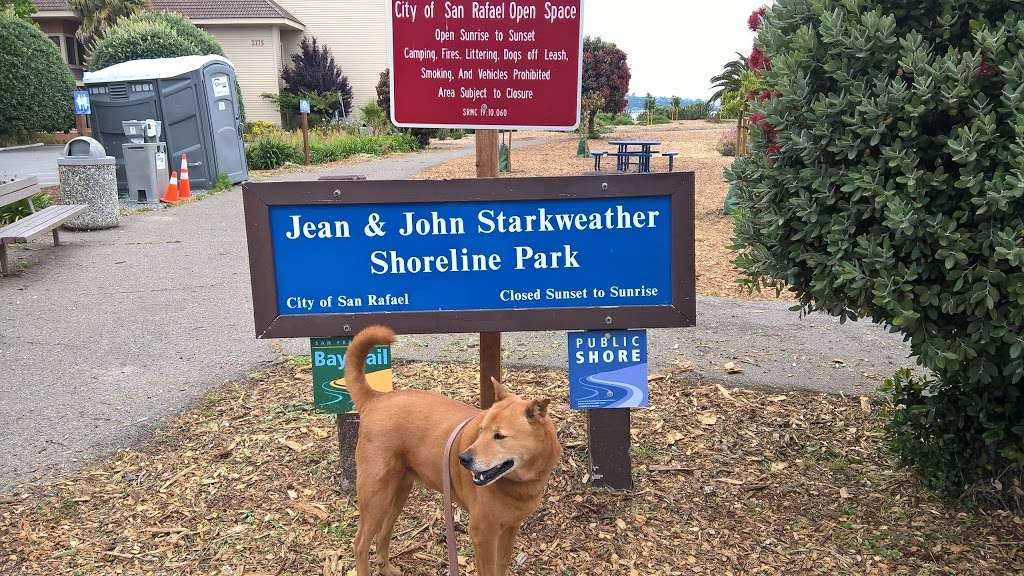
670;96;682;121
709;52;748;106
70;0;150;47
643;92;657;125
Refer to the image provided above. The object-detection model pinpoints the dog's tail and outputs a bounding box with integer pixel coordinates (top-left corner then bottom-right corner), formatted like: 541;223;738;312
345;325;396;411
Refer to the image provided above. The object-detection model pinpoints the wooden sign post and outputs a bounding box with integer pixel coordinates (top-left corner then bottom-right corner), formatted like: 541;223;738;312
476;129;500;408
299;98;311;165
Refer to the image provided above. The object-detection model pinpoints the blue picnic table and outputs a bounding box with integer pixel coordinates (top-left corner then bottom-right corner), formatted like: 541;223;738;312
608;140;661;173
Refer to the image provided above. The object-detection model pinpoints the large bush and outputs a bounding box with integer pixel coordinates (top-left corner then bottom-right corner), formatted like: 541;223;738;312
727;0;1024;501
88;11;223;70
0;10;75;144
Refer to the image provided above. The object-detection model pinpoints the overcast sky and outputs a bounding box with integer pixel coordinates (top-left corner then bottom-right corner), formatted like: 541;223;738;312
582;0;768;100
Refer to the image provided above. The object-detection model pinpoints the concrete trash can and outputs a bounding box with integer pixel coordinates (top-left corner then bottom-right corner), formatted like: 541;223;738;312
58;137;119;230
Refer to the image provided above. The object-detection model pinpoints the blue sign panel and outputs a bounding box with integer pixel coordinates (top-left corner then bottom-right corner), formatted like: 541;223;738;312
299;98;311;114
568;330;649;409
73;90;91;115
268;195;671;315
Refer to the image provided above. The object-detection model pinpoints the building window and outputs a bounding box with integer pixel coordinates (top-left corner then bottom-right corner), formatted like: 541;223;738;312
73;39;86;66
48;35;60;46
65;38;76;66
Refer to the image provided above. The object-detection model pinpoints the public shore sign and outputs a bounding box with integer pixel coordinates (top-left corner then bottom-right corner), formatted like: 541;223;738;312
242;173;695;338
388;0;584;130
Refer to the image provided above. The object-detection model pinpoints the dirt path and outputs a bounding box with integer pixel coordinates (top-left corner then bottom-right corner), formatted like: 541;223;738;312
415;121;765;300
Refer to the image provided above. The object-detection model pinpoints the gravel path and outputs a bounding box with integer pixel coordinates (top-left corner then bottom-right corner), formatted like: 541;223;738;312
0;141;914;492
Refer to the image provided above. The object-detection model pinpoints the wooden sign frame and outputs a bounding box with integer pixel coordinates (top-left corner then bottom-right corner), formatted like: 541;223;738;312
242;173;696;338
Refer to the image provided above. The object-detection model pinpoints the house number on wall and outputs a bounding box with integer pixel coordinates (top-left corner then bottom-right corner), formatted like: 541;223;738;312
251;39;265;47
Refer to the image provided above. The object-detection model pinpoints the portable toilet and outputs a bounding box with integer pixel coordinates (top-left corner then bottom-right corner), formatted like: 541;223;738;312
83;55;248;195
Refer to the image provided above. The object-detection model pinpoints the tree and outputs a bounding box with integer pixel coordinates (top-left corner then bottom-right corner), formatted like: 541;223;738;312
727;0;1024;501
70;0;149;47
1;0;35;20
643;93;657;125
670;96;682;121
0;9;75;144
281;36;353;119
582;36;630;137
708;52;747;106
376;69;391;120
375;68;434;146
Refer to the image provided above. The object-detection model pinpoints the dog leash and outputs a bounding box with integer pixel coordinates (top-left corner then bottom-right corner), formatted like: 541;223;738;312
442;415;476;576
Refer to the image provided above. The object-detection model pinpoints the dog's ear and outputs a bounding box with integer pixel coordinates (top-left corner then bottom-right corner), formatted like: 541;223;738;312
526;398;551;422
490;376;510;401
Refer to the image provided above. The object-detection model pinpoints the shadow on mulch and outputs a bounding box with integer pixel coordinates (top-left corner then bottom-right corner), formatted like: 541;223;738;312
2;359;1021;575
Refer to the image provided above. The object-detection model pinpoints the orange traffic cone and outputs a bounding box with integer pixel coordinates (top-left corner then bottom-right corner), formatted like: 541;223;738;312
160;171;180;204
178;153;191;199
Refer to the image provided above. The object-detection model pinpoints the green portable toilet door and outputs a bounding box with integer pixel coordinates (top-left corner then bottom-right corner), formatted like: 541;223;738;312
202;66;247;183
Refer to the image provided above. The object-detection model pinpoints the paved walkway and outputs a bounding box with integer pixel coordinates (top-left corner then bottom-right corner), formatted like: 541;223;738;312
0;143;914;491
0;145;63;187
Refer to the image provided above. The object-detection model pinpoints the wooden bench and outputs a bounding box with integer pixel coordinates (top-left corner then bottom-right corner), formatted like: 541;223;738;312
0;177;87;276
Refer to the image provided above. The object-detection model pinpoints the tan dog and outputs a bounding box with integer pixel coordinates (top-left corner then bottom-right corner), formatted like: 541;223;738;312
345;326;561;576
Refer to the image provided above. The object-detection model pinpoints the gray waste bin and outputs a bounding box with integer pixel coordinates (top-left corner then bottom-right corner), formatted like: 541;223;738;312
122;119;169;203
57;137;119;230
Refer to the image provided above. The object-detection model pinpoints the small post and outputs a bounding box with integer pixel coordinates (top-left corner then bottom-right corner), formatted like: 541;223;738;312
587;408;633;489
476;129;500;407
299;97;311;165
300;113;310;165
337;412;359;495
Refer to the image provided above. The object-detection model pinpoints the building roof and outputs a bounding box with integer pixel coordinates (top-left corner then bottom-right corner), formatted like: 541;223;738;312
33;0;303;25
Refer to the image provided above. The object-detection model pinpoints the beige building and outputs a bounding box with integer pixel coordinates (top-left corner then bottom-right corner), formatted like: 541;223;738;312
32;0;389;125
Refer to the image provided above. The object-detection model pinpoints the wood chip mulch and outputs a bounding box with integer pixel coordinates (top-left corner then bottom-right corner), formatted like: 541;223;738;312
415;121;784;301
2;359;1021;575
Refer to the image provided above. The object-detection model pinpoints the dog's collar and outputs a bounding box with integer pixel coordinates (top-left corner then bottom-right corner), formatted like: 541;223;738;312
443;415;476;576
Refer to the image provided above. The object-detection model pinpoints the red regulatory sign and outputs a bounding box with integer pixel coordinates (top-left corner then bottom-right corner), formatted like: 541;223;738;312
388;0;583;130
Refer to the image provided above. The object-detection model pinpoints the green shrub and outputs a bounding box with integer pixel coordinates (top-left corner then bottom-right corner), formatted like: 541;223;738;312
596;112;633;125
727;0;1024;501
88;11;221;70
245;121;277;139
246;130;420;170
679;100;712;120
716;129;737;156
0;10;75;144
263;90;342;128
212;171;232;192
0;191;53;225
245;137;301;170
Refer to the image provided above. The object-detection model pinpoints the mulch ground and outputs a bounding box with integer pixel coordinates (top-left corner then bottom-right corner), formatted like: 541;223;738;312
415;121;782;301
3;359;1021;575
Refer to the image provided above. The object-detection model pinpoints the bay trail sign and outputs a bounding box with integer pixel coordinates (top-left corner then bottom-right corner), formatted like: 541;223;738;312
242;173;695;338
311;337;393;413
388;0;584;130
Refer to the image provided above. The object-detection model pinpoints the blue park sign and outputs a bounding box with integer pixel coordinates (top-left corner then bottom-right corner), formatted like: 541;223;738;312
299;98;311;114
242;174;696;337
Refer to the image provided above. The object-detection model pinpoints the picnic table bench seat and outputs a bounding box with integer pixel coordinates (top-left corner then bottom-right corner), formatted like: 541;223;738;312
0;177;87;275
662;151;679;172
